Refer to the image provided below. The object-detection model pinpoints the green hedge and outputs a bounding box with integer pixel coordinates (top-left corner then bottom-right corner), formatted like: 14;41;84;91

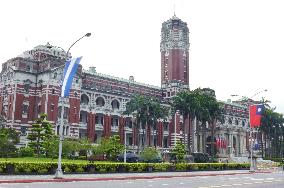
0;161;250;174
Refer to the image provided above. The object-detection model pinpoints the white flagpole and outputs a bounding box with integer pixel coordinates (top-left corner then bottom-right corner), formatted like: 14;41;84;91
249;105;255;172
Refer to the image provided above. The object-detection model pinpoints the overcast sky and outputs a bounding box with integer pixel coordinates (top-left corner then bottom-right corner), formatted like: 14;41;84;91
0;0;283;114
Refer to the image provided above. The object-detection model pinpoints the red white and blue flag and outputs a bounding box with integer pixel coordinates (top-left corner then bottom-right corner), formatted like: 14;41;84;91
249;104;264;128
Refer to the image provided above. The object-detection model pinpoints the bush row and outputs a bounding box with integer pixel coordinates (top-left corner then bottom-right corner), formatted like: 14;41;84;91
0;161;250;175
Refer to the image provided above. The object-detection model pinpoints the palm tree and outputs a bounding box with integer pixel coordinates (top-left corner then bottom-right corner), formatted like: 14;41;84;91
172;90;196;153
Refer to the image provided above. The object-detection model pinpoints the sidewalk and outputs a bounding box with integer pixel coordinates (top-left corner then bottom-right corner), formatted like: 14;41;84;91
0;169;276;184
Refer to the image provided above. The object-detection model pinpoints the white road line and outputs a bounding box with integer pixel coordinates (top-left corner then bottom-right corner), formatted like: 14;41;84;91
275;179;283;182
198;187;209;188
126;181;133;184
266;178;275;180
228;177;239;180
179;182;184;185
243;182;253;185
264;181;273;183
162;184;169;186
210;186;221;187
232;184;242;186
148;185;153;187
148;181;153;183
220;185;232;187
254;181;263;184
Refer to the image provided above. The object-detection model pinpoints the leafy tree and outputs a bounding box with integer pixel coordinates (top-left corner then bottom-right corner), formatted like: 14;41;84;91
27;113;54;157
78;138;93;159
172;141;186;163
140;147;159;162
0;127;19;157
18;146;34;157
125;94;169;149
62;137;80;159
259;107;284;158
96;135;124;161
43;135;59;159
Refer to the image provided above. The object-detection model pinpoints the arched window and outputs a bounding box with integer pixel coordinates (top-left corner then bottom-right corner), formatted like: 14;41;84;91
81;94;89;105
96;97;105;107
111;99;119;110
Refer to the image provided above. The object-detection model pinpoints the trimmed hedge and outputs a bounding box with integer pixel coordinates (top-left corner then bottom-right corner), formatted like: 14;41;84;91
0;161;250;174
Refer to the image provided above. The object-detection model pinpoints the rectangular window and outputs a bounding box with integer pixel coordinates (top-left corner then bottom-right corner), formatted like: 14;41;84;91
22;105;29;114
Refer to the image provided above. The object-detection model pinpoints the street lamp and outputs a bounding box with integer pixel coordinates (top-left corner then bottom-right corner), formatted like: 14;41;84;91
55;33;91;179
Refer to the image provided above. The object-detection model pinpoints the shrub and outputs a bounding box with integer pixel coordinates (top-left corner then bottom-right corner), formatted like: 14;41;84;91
140;147;159;162
0;161;251;174
18;147;34;157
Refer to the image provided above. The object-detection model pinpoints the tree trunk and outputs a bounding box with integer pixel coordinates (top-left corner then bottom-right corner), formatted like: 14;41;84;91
210;119;216;162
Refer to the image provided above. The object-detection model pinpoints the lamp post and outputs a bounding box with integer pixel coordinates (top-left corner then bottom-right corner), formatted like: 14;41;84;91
123;116;127;163
55;33;91;179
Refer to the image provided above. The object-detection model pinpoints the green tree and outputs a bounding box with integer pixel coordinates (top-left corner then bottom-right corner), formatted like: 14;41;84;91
78;138;93;159
97;135;124;161
27;113;54;157
172;141;186;163
0;127;19;158
260;107;284;158
140;147;159;162
43;135;59;159
125;94;169;149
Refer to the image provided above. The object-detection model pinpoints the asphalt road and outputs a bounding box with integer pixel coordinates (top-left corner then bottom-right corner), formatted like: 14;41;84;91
0;172;283;188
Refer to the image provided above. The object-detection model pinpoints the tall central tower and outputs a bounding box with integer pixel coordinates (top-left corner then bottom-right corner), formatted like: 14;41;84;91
160;15;190;98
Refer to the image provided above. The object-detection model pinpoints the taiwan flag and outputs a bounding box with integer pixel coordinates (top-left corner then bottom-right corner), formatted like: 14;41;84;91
249;104;264;128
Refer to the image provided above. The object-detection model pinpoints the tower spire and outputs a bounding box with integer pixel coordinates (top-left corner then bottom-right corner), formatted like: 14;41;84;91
173;2;176;16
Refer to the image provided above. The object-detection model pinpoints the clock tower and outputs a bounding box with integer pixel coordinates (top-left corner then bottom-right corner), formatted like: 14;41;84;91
160;15;190;98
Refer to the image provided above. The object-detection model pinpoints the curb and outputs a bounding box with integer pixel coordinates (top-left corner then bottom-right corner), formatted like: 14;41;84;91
0;171;273;184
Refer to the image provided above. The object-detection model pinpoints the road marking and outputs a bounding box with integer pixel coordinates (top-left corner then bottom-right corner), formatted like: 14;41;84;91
220;185;232;187
275;179;283;182
266;178;275;180
198;187;209;188
254;181;263;184
243;182;253;185
264;181;273;183
148;185;153;187
162;184;169;186
228;177;238;180
251;178;264;181
126;182;133;184
148;181;153;183
179;182;184;185
232;184;242;186
210;186;221;187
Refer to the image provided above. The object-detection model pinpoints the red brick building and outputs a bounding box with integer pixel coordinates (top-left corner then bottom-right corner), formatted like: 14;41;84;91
0;16;251;159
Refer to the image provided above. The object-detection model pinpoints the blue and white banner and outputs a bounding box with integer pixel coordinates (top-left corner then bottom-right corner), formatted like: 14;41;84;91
61;57;82;97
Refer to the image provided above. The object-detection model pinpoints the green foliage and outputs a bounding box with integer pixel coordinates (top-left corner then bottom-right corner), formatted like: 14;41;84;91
96;135;124;161
18;147;34;157
125;94;169;147
0;127;19;158
172;141;186;162
140;147;159;162
42;135;59;159
27;113;54;157
62;138;80;159
0;161;250;174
